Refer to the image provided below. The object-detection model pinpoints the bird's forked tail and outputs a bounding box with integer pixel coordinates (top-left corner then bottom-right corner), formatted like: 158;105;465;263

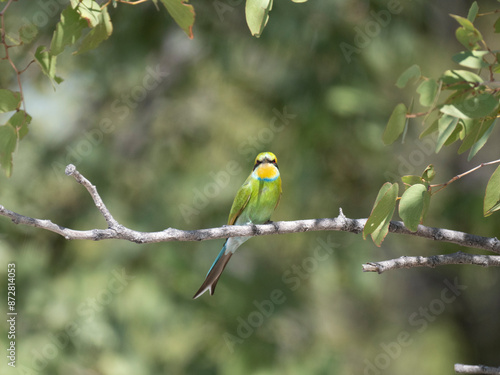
193;242;233;299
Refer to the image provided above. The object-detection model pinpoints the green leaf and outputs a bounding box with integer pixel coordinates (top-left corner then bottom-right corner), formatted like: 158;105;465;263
7;110;31;140
452;50;490;69
246;0;273;38
51;6;88;55
443;122;463;146
468;119;496;160
0;124;17;177
450;14;476;30
401;175;423;188
34;46;63;86
383;103;407;145
399;183;430;232
19;24;38;44
74;0;101;27
0;90;21;113
467;1;479;22
458;118;493;154
436;115;459;153
363;182;398;246
421;164;435;182
494;17;500;33
484;165;500;216
159;0;195;39
455;25;483;50
441;69;483;90
416;79;438;107
420;118;439;138
440;93;498;119
76;7;113;54
396;64;421;89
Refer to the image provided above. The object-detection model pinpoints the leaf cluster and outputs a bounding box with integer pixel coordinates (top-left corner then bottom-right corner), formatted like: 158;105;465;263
366;2;500;246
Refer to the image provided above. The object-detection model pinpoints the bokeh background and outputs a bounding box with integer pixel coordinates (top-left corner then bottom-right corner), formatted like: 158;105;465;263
1;0;500;374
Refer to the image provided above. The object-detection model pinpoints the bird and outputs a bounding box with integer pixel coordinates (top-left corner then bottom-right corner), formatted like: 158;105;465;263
193;151;282;299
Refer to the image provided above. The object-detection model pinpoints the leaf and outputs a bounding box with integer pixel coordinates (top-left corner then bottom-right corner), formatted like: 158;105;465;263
75;7;113;54
246;0;273;38
440;93;498;119
416;79;438;107
0;124;17;177
0;89;21;113
421;164;435;182
452;50;490;69
399;183;430;232
34;46;64;86
467;1;479;22
495;17;500;33
436;115;459;153
468;119;496;160
458;118;493;154
19;24;38;44
441;69;483;90
401;175;422;189
455;25;483;50
74;0;101;27
484;165;500;216
159;0;195;39
443;122;463;146
51;6;88;55
450;14;476;31
383;103;407;145
396;64;421;89
363;182;399;246
420;118;439;138
7;110;32;140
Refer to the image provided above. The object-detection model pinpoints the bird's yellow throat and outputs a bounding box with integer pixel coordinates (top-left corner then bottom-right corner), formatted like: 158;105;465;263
255;163;279;181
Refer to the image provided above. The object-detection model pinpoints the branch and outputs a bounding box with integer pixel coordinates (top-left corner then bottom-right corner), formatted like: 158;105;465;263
455;364;500;374
431;158;500;194
362;252;500;273
0;165;499;256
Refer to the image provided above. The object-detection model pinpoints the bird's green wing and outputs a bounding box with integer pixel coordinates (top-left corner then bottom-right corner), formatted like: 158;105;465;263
227;179;253;225
274;177;282;211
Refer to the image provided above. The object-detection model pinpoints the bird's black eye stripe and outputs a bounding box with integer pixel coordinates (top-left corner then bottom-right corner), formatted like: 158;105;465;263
253;160;263;170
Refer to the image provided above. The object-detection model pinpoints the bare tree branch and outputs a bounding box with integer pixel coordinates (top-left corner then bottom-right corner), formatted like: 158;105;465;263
455;363;500;374
0;165;499;257
362;252;500;273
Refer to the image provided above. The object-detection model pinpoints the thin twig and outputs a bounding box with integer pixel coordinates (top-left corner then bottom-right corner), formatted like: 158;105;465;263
0;165;499;255
455;363;500;374
362;252;500;273
0;0;28;115
431;159;500;194
64;165;120;229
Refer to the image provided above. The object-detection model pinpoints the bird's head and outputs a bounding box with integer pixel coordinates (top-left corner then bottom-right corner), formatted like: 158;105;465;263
252;152;279;181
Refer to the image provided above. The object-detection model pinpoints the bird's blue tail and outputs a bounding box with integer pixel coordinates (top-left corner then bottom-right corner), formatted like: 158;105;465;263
207;241;227;276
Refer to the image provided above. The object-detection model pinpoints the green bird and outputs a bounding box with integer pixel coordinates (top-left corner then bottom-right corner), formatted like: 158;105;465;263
193;152;282;299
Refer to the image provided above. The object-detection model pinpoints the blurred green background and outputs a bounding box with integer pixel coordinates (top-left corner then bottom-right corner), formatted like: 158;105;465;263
1;0;500;374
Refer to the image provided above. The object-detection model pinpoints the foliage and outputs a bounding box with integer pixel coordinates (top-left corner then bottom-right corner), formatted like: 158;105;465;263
365;2;500;246
0;1;500;374
0;0;305;177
